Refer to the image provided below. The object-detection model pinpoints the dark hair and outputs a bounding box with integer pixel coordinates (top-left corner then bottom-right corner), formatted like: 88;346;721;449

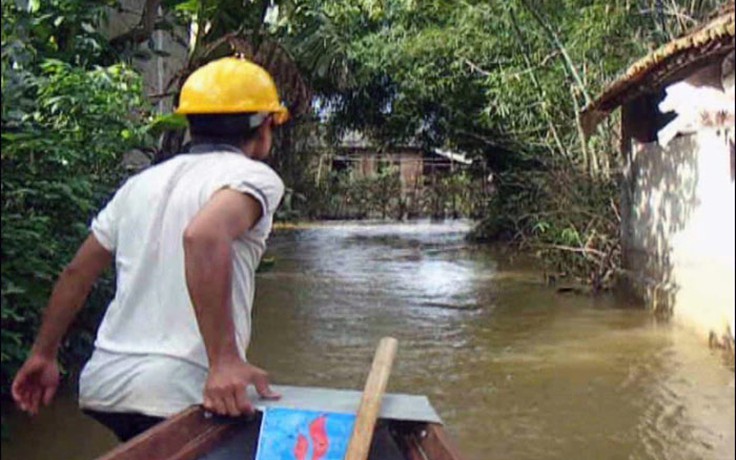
187;113;261;147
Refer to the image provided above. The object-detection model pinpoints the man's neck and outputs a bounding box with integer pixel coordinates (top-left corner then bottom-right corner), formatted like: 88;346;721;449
188;139;260;160
240;141;257;159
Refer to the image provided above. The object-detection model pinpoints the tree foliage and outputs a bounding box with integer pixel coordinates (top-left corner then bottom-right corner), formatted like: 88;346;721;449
1;0;154;413
303;0;729;287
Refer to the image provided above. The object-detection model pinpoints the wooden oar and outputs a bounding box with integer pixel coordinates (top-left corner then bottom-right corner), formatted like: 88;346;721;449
345;336;399;460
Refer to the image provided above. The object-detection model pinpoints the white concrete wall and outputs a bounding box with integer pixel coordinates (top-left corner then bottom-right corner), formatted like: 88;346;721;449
627;130;735;342
670;131;735;341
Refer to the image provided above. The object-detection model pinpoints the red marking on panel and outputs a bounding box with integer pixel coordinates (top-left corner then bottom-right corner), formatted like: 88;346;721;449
294;433;308;460
310;415;329;460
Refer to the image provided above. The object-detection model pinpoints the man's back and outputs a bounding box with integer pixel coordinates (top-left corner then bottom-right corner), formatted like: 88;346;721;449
11;57;290;438
79;146;284;416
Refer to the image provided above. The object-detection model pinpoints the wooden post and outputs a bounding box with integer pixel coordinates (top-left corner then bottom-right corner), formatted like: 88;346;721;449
316;153;324;184
345;337;399;460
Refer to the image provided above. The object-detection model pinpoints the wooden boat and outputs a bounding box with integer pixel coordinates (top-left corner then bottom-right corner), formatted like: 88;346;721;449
95;404;463;460
96;342;462;460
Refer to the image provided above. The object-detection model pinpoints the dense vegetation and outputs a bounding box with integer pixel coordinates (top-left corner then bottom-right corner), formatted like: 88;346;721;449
303;0;726;290
2;0;730;430
1;1;164;431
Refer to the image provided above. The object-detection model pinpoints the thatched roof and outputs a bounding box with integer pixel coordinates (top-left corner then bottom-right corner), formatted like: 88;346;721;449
581;5;735;136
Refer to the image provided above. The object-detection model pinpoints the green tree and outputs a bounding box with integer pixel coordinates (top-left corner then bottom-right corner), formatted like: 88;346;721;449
1;0;154;420
308;0;729;287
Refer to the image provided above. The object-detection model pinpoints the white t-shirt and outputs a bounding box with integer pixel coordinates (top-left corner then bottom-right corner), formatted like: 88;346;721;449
79;144;284;417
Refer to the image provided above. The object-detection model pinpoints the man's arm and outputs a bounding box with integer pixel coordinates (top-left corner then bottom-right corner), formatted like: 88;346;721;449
183;189;279;417
12;234;113;415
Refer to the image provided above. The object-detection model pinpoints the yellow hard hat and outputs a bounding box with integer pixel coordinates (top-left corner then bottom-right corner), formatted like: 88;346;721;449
175;57;289;125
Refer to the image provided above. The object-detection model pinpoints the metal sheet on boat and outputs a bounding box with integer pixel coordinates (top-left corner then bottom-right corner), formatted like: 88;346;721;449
245;385;443;424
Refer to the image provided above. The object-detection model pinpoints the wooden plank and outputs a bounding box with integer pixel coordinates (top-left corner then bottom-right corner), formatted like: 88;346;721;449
394;422;464;460
402;436;427;460
417;424;465;460
167;423;242;460
95;406;241;460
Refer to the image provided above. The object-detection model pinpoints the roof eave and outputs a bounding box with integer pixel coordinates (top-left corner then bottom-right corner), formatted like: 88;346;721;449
580;10;735;137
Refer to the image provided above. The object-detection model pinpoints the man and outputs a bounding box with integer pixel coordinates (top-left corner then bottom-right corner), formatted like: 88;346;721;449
11;57;288;442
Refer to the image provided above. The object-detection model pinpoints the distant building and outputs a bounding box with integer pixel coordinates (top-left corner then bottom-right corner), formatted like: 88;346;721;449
331;131;471;187
581;6;735;348
326;131;474;218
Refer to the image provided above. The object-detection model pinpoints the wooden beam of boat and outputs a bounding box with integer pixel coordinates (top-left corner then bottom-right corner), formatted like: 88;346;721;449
95;406;242;460
399;422;465;460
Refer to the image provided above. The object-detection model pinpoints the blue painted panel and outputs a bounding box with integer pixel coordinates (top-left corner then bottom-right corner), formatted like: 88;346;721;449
255;407;356;460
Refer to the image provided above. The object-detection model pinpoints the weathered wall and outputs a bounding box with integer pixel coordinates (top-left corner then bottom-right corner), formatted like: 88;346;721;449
399;153;423;190
623;129;735;343
103;0;189;114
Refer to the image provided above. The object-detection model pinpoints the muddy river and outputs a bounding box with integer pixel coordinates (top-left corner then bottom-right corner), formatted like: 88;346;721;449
3;221;734;460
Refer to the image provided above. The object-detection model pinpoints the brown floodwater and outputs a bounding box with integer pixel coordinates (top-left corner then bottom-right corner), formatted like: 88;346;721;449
2;221;734;460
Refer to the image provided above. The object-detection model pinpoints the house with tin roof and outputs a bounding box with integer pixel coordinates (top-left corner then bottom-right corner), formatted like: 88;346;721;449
581;4;735;349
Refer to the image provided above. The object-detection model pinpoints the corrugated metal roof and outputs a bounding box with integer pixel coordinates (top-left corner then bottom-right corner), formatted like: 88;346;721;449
432;148;473;165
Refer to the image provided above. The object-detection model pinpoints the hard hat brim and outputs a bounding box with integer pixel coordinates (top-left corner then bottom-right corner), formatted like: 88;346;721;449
175;105;290;125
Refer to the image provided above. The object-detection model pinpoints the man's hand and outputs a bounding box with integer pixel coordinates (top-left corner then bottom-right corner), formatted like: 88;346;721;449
10;233;111;417
11;353;60;416
203;359;280;417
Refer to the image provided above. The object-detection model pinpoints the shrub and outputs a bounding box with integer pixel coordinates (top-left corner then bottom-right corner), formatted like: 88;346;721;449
1;60;151;402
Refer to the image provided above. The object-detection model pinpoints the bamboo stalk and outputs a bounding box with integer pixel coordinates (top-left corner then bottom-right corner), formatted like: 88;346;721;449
570;84;597;177
518;0;593;105
508;5;568;160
